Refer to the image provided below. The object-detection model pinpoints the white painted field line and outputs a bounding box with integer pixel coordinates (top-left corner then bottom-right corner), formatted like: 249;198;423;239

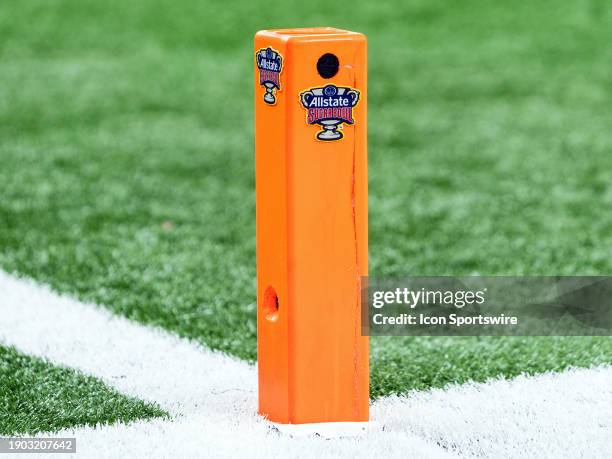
1;270;611;458
377;366;612;458
0;270;253;417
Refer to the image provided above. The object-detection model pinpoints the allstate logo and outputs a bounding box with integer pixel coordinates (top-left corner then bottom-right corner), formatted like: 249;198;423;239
256;47;283;105
299;84;360;141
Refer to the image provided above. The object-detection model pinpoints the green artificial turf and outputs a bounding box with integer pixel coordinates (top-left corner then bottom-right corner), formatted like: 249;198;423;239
371;336;612;397
1;0;611;417
0;346;166;435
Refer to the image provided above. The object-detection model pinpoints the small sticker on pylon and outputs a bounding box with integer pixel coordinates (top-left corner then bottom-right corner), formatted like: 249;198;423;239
299;84;360;141
256;47;283;105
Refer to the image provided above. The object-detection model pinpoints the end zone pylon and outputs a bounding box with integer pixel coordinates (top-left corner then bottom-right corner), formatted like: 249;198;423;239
255;28;368;424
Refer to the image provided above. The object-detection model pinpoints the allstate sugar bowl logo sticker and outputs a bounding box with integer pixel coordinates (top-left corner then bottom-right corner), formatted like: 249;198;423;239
256;47;283;105
299;84;360;141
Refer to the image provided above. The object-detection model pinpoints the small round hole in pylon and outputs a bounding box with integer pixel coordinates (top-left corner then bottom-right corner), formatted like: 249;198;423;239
263;286;279;322
317;53;339;79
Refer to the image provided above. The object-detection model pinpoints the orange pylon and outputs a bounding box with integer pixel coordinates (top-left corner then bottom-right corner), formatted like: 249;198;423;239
255;28;368;424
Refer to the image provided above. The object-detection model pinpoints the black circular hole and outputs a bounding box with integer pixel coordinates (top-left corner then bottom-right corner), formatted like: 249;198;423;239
317;53;339;79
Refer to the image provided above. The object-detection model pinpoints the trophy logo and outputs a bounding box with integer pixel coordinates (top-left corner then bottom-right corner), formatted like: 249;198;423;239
256;47;283;105
299;84;360;141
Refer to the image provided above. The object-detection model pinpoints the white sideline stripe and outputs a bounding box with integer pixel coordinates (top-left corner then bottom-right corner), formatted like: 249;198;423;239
1;271;611;458
0;270;253;417
376;366;612;458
